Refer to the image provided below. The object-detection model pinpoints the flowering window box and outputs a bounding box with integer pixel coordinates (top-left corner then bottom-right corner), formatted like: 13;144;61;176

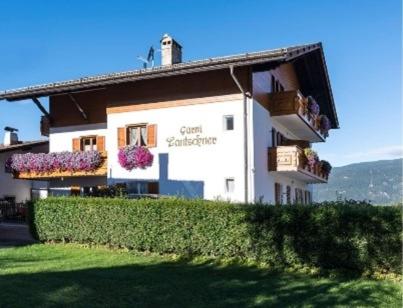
268;90;330;142
12;151;108;180
268;146;329;183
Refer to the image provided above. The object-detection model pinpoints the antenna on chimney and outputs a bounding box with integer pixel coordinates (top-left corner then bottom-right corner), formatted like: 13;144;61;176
137;46;155;68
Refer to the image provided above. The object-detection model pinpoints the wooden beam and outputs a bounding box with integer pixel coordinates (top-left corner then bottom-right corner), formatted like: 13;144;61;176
68;94;88;120
32;97;50;118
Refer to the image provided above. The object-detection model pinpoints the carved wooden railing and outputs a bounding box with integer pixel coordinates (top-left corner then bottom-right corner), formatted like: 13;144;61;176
268;146;328;182
268;90;327;139
14;152;108;180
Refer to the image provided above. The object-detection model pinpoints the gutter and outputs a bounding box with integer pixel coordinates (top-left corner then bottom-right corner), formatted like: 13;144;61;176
229;65;251;204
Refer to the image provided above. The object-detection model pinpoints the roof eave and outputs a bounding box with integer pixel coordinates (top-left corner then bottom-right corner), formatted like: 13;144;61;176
0;140;49;153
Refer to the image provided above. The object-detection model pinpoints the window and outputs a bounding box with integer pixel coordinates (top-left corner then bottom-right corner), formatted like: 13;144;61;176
127;181;148;195
286;186;291;204
81;136;97;151
295;188;305;204
4;196;15;204
117;124;157;149
223;115;234;131
225;178;235;193
275;183;282;204
271;128;288;147
128;125;147;146
271;75;284;93
305;190;312;204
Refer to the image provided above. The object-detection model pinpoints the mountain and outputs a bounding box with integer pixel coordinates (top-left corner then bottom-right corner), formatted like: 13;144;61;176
313;158;402;204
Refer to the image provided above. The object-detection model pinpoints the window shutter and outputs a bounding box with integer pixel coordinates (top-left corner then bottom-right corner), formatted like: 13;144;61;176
275;183;281;205
72;138;81;152
96;136;105;152
286;186;291;204
117;127;126;148
147;124;157;148
295;188;299;204
272;128;277;147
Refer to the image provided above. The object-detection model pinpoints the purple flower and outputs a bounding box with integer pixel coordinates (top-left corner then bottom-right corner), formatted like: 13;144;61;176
118;146;153;171
9;151;102;173
307;96;320;116
319;115;331;137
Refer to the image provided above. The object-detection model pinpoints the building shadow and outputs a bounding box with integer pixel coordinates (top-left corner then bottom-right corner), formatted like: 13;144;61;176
111;153;204;198
158;153;204;198
0;253;397;307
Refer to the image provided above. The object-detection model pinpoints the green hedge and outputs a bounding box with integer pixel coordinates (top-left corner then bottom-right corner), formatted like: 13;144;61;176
30;197;402;275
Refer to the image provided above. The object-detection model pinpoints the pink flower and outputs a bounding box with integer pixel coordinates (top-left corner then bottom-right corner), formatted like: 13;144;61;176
9;151;102;173
118;146;153;171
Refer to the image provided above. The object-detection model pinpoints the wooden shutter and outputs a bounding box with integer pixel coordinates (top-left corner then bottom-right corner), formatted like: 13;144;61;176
306;191;311;204
147;124;157;148
286;186;291;204
272;128;277;147
96;136;105;152
295;188;299;204
72;138;81;152
117;127;126;148
275;183;281;205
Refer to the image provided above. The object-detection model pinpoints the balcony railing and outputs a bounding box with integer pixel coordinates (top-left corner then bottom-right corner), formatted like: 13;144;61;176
268;90;329;142
268;146;328;183
14;152;108;180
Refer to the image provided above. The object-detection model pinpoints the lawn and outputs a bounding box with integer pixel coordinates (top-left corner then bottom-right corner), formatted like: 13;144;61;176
0;244;400;307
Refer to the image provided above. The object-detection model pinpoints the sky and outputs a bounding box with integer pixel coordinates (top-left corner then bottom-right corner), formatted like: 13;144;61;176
0;0;401;167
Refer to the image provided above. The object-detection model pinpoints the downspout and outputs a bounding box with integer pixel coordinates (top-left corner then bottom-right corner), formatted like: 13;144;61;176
229;65;251;204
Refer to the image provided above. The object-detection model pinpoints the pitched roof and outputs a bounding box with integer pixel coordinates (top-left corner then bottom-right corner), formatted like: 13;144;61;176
0;42;338;128
0;140;48;153
0;43;320;101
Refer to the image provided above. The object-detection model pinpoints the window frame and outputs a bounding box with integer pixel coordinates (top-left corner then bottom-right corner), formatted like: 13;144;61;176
80;135;97;152
126;123;148;147
225;178;235;194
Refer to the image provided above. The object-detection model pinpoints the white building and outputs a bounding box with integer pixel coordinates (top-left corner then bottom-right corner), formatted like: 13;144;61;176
0;129;48;203
0;35;339;204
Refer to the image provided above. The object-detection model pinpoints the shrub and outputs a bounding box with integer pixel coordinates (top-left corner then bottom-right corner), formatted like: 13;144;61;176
30;198;402;275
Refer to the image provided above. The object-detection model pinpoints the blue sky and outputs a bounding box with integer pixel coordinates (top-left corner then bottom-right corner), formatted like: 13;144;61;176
0;0;401;167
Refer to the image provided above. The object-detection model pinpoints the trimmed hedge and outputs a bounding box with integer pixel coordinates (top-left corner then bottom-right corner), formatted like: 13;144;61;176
30;197;402;275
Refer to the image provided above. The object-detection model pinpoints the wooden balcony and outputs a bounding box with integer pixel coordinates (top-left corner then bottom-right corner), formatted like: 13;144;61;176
268;90;326;142
268;146;328;183
14;152;108;180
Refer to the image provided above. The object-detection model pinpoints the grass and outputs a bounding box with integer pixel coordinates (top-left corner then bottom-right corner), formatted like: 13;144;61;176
0;244;401;307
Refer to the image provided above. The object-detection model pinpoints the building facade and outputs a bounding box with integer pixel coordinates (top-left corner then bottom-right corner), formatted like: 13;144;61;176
0;35;339;204
0;130;48;203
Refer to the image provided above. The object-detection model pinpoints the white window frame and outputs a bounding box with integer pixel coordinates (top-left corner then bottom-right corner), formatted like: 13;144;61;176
225;178;235;193
127;124;148;147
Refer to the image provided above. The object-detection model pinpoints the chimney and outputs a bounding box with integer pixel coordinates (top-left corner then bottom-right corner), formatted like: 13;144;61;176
3;127;19;146
160;34;182;66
